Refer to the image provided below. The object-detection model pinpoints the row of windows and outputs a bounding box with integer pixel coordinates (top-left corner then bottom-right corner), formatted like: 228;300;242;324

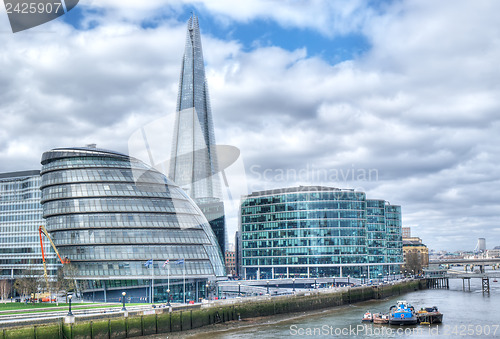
0;235;44;244
242;228;367;240
241;201;366;215
0;192;41;202
43;198;197;217
242;211;367;223
243;255;369;266
366;200;386;208
241;219;367;232
46;213;205;231
0;258;57;265
52;229;210;246
0;224;44;233
243;240;367;249
41;168;166;188
0;202;41;212
70;260;215;277
367;224;386;232
242;246;368;256
0;212;42;222
366;208;385;216
241;191;366;207
367;216;386;223
0;178;39;191
367;247;387;255
367;233;386;241
61;245;209;261
41;156;151;173
41;183;187;202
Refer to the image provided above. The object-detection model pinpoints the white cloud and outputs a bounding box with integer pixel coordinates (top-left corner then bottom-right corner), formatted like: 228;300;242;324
0;1;499;250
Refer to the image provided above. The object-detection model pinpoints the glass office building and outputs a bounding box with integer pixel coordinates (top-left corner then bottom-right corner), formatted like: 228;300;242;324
240;186;403;280
0;171;57;283
366;199;387;277
197;198;227;255
40;147;225;302
385;204;403;276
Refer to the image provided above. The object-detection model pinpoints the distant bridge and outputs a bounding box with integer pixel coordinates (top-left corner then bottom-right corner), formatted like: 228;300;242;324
445;271;500;279
425;270;499;293
429;258;500;265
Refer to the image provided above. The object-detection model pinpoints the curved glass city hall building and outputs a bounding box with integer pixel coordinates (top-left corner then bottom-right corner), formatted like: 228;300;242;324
40;147;225;302
240;186;402;280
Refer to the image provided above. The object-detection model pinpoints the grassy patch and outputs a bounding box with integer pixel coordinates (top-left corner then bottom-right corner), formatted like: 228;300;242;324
0;303;149;314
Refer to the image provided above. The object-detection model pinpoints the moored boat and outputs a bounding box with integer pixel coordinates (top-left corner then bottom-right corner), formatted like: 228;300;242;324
362;311;373;322
389;300;418;325
373;313;389;324
417;306;443;324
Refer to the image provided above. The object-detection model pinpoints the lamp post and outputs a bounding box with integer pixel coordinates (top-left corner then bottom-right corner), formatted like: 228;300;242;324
347;275;350;286
206;283;209;300
121;292;127;311
67;294;73;316
392;272;396;281
314;279;317;289
166;289;171;307
238;283;241;297
378;273;382;283
266;280;270;295
292;278;296;292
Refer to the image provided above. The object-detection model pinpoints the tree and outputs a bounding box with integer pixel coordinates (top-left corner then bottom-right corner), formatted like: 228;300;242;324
404;251;423;275
14;268;42;301
52;264;78;303
0;280;10;301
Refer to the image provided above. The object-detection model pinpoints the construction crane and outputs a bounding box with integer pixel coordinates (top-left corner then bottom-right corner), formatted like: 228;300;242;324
38;225;70;291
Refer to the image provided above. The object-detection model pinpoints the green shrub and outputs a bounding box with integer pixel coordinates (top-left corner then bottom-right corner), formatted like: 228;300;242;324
157;312;171;333
126;316;143;337
5;326;36;339
143;314;157;335
90;320;110;339
170;311;182;332
109;318;126;339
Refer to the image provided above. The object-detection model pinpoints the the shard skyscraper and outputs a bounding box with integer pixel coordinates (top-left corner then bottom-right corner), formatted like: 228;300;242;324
169;14;227;256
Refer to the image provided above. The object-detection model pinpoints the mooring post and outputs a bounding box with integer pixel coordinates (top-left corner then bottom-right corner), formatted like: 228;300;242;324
482;277;490;294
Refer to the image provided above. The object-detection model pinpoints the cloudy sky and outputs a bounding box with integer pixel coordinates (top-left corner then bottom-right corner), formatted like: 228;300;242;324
1;0;499;251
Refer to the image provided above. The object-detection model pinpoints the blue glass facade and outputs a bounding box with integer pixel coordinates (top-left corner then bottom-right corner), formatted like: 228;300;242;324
240;186;403;279
40;147;225;302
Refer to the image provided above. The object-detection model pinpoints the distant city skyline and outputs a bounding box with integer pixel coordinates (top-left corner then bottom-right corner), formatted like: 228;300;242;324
0;1;499;251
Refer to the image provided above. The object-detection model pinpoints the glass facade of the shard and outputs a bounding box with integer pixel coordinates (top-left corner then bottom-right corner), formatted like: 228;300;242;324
169;15;221;201
168;15;226;256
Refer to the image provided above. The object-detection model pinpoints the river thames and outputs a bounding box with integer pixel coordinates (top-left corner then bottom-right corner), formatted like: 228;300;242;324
181;277;499;338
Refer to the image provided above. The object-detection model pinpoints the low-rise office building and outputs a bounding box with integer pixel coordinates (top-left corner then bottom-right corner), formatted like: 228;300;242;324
240;186;403;280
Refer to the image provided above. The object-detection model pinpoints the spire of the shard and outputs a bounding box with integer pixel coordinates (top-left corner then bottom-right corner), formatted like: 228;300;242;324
169;13;222;201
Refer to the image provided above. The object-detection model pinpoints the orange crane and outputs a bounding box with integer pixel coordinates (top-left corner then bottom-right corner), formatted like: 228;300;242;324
38;225;70;291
